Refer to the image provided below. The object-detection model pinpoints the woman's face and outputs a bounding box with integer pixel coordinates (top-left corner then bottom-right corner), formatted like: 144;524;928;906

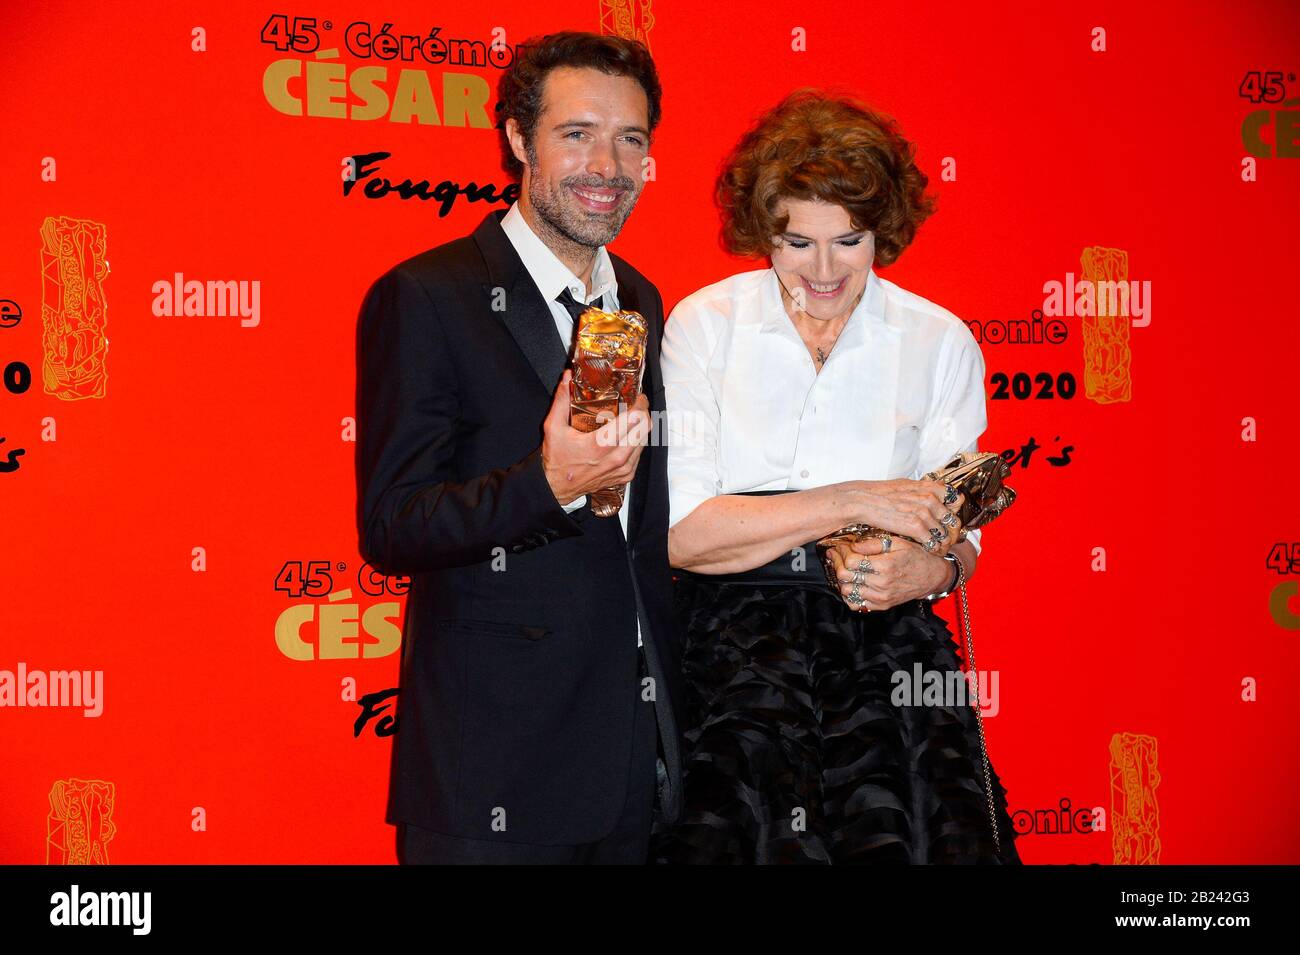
769;198;875;322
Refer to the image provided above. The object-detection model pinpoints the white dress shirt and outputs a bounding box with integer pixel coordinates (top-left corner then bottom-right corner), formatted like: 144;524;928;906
500;203;641;645
660;267;987;556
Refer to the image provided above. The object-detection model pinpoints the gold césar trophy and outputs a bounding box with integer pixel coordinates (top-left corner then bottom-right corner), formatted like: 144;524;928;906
568;305;649;517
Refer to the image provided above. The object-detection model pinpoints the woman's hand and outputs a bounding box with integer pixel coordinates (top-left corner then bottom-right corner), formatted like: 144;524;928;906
824;534;957;612
847;481;965;557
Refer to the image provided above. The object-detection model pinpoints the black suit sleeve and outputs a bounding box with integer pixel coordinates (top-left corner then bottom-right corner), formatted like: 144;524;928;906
355;267;582;575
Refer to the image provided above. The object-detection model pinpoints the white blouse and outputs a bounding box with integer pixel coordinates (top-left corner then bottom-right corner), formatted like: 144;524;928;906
661;267;988;555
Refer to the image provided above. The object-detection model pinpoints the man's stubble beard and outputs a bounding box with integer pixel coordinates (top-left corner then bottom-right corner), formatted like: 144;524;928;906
524;142;640;252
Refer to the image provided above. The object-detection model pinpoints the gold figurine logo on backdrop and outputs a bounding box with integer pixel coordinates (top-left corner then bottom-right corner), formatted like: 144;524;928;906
40;216;109;400
599;0;656;51
47;778;117;865
1080;245;1132;405
1109;732;1161;864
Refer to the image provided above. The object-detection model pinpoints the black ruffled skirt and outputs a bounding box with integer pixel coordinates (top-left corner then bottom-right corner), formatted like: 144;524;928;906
652;540;1022;865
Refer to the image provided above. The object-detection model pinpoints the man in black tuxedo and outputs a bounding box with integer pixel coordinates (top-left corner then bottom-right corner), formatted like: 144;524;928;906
355;32;682;863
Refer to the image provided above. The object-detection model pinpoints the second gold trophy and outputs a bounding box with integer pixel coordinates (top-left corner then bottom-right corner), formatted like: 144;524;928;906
568;305;649;517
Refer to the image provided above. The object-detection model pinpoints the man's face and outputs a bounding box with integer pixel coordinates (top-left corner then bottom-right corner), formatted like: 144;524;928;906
509;66;651;248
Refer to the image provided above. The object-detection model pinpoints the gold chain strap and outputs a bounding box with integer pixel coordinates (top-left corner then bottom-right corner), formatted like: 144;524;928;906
956;580;1001;855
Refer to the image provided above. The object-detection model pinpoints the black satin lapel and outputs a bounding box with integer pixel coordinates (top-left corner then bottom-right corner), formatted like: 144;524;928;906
615;269;654;546
471;210;569;396
492;272;570;395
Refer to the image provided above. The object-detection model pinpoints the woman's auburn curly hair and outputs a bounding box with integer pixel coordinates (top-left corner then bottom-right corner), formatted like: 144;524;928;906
717;89;937;266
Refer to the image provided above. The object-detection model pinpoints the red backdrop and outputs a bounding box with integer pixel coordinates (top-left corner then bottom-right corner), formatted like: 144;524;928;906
2;0;1299;863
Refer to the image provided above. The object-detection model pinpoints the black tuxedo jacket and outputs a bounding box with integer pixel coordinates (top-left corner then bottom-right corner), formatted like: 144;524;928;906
355;208;683;845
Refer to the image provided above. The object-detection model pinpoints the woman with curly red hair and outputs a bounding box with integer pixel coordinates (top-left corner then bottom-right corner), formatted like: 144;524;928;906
653;90;1021;864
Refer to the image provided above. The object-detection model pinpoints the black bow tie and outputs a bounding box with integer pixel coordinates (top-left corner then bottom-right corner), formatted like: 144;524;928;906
556;287;598;323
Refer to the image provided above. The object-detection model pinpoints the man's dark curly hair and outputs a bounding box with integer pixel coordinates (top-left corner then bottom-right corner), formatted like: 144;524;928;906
495;31;662;179
717;89;937;267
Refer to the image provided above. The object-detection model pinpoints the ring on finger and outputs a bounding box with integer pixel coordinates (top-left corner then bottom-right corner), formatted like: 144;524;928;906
943;484;959;506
